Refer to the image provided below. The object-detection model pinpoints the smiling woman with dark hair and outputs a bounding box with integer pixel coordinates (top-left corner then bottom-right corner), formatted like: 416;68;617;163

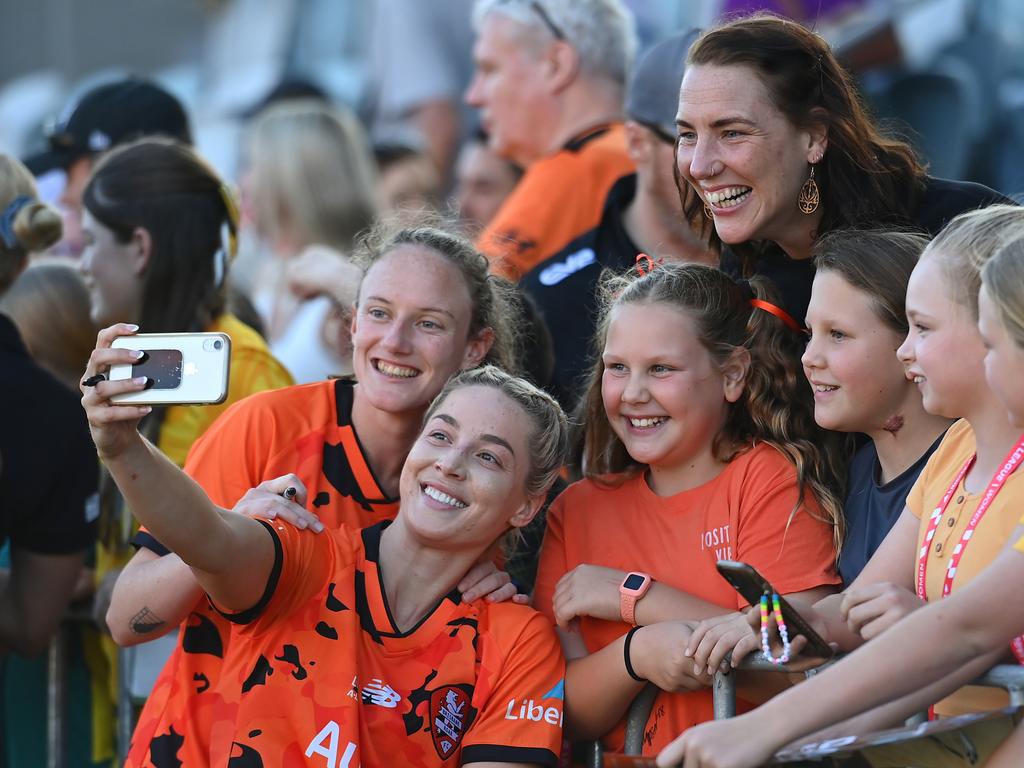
675;13;1013;323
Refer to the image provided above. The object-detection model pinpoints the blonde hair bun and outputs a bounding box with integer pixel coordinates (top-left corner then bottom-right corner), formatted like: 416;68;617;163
12;201;62;253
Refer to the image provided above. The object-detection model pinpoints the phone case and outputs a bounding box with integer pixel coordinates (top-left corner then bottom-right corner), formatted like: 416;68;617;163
109;333;231;406
716;559;834;659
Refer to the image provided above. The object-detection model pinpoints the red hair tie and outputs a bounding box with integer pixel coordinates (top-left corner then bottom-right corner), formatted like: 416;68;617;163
635;253;662;276
749;299;804;334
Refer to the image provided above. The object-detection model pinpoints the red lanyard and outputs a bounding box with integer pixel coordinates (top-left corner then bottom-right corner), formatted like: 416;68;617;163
916;435;1024;663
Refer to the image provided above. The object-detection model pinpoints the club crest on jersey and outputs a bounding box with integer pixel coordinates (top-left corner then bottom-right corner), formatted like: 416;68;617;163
430;686;470;758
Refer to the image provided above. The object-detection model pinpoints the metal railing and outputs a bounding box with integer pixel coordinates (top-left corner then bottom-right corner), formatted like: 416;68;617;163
583;658;1024;765
710;656;1024;720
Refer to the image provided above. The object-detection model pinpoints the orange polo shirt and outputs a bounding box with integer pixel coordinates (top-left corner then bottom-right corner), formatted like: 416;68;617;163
476;123;634;281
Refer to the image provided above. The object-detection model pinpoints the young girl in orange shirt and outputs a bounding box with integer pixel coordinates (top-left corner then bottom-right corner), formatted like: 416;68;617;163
533;262;844;756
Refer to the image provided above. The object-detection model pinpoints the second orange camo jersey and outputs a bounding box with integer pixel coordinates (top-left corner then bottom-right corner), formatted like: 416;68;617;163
206;520;565;767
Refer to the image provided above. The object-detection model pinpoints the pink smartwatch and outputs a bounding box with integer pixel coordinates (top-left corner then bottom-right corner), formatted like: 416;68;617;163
619;572;653;626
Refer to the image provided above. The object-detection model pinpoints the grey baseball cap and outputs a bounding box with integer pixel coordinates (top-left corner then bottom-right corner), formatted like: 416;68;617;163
625;29;701;140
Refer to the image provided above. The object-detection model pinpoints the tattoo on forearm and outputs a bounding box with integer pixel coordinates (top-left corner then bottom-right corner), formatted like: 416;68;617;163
130;607;166;635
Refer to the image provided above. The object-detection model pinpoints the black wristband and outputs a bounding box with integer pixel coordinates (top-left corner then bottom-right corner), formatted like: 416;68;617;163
623;626;646;683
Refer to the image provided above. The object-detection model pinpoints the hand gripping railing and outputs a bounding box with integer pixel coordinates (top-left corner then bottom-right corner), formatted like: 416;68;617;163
583;659;1024;766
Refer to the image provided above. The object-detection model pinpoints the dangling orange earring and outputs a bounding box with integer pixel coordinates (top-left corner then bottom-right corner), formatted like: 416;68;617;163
798;165;820;214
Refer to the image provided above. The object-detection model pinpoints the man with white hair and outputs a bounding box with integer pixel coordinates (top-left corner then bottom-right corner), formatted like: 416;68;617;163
521;30;715;409
466;0;637;280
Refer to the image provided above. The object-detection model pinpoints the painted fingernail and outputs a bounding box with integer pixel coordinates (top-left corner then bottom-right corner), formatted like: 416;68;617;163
141;406;152;414
143;377;155;390
126;324;139;332
133;376;147;385
134;350;148;361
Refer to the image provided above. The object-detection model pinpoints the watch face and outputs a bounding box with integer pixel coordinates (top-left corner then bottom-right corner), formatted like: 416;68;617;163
623;573;646;591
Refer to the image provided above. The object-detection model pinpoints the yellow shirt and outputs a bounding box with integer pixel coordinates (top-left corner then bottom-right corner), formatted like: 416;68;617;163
908;419;1024;715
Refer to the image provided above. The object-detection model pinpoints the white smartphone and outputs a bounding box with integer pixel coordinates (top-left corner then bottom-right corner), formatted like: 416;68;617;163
109;333;231;406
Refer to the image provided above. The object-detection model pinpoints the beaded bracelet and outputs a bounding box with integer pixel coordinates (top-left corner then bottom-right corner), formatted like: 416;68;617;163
760;592;791;665
623;626;646;682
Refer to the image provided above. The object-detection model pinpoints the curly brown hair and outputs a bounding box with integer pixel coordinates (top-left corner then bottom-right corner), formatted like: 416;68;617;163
579;262;845;549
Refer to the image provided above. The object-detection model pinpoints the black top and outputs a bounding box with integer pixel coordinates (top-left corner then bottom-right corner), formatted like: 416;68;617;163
0;313;97;554
838;433;946;586
721;176;1016;325
520;174;640;409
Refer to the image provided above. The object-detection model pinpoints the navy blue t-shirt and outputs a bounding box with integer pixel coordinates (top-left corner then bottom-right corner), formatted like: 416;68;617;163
838;433;946;586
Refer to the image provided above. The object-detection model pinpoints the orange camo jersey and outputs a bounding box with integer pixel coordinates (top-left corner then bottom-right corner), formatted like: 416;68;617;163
204;520;565;767
127;379;399;768
476;124;634;281
534;443;840;755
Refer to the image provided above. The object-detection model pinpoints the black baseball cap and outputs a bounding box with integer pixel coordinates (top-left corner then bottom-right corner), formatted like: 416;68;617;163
25;77;192;175
625;29;701;142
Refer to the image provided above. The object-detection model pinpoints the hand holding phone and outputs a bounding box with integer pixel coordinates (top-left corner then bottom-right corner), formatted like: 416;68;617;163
715;560;834;660
109;333;231;406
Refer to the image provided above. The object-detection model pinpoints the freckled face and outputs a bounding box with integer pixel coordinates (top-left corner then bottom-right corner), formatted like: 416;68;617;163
676;64;823;249
351;245;485;418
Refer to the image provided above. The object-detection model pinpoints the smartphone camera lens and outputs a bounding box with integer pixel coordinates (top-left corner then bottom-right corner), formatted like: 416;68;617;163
214;339;223;350
203;337;224;353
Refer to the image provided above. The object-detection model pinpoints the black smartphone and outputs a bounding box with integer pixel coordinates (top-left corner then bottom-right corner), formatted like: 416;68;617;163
715;559;834;659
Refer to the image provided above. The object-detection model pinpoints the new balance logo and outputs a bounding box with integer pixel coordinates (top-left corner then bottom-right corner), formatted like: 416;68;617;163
362;678;401;708
538;248;596;286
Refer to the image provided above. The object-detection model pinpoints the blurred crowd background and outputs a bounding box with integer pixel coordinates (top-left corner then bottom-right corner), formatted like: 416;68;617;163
3;0;1024;206
5;1;1024;766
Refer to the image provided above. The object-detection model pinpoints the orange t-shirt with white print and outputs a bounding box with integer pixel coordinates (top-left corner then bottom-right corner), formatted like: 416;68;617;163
127;379;399;768
206;519;565;767
476;123;634;281
533;442;840;755
906;418;1024;716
